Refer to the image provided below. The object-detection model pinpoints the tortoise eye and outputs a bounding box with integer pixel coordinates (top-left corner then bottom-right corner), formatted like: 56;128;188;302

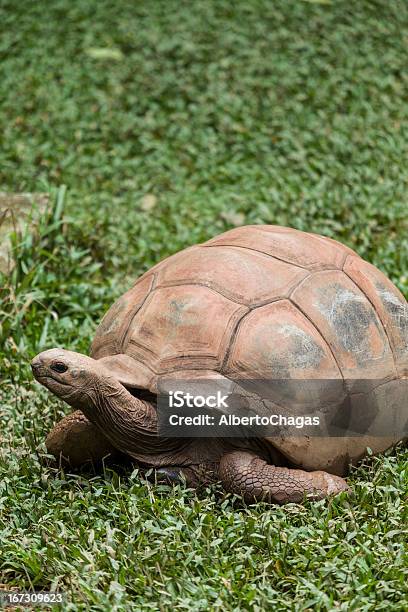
51;361;68;373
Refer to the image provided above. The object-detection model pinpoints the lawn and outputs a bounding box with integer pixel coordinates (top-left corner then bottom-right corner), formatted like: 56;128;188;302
0;0;407;609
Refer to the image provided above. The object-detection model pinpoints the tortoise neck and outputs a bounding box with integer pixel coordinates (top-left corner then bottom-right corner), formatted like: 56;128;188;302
83;380;179;457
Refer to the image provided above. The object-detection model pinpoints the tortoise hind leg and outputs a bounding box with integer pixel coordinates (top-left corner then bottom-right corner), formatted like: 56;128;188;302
219;451;349;504
46;410;121;468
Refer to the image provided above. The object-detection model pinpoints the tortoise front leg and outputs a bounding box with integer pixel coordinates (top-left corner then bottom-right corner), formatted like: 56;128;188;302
46;410;121;468
219;451;350;504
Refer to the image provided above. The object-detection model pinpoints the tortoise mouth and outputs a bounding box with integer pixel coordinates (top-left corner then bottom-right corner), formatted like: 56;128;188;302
31;362;73;389
37;374;71;387
32;371;74;394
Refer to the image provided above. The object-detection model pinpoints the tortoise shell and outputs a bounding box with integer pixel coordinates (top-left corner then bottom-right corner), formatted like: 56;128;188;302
90;225;408;472
91;225;407;385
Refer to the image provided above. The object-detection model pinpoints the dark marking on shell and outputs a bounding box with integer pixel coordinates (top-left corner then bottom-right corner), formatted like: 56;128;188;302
316;283;385;366
376;282;408;350
279;324;326;371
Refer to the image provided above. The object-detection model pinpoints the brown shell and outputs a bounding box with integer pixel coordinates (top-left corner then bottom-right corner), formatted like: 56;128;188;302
92;225;407;381
91;225;407;471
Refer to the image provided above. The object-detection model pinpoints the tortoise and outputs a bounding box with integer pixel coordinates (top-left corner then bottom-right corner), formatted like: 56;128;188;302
31;225;408;504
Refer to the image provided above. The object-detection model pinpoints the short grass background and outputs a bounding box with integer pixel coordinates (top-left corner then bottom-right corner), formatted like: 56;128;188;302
1;0;407;609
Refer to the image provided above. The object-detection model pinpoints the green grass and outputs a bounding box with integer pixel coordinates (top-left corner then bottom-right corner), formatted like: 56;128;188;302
0;0;407;609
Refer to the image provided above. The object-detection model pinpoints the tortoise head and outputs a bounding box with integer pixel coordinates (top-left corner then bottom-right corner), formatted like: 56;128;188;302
31;348;118;410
